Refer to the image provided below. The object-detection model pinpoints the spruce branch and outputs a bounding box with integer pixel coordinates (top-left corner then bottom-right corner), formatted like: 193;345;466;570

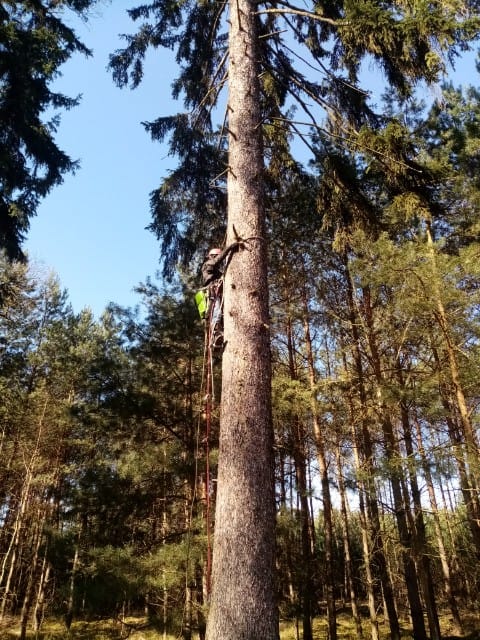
256;2;347;26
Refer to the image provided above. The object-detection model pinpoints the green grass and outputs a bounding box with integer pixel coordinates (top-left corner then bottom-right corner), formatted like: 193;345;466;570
1;611;479;640
280;612;403;640
280;611;480;640
0;617;168;640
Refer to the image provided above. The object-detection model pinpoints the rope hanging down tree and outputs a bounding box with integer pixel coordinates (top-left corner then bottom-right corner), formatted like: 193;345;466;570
197;231;265;595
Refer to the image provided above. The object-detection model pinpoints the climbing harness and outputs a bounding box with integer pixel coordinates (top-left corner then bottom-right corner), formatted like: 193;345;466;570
208;280;224;351
201;287;223;597
203;325;213;596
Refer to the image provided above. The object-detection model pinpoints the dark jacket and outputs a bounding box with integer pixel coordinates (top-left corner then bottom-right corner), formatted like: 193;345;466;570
201;244;237;287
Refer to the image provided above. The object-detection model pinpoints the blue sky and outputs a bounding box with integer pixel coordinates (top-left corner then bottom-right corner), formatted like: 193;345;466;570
25;1;479;318
26;1;178;317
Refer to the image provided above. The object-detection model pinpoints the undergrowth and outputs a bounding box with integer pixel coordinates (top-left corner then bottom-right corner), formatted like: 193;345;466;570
1;610;479;639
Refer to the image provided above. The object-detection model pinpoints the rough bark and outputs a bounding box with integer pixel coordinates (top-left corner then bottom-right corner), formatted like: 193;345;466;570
205;0;278;636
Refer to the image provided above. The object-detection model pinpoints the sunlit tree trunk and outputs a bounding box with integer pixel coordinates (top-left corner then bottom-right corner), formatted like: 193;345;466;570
426;221;480;557
340;333;381;640
395;375;441;640
344;261;400;640
301;295;337;640
286;317;314;640
65;536;80;631
205;0;278;635
0;467;34;620
348;410;380;640
33;551;51;635
277;434;298;610
430;342;480;557
414;415;462;634
361;287;428;640
335;445;363;638
19;502;48;640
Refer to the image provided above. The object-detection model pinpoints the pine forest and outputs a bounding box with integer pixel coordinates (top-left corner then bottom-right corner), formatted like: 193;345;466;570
1;1;480;639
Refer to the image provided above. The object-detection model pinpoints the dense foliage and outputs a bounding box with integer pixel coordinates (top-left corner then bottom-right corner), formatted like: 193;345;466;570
1;86;480;635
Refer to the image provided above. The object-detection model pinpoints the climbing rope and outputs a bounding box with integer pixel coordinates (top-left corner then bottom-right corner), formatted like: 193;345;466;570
202;279;224;596
204;306;213;596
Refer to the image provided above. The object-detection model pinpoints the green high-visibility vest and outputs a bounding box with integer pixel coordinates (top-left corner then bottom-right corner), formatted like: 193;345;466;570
195;290;208;319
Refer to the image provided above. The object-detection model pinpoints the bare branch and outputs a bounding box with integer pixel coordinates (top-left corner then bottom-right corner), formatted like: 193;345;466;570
256;4;346;26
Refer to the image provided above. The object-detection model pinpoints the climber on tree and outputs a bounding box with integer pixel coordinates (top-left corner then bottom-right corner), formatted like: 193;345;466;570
201;243;240;287
195;242;241;348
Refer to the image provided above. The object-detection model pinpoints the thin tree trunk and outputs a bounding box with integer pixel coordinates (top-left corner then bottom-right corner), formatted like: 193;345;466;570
33;554;51;636
302;298;337;640
19;504;47;640
360;285;427;640
205;0;278;635
344;261;401;640
293;429;314;640
426;221;480;557
286;317;314;640
0;469;33;620
65;540;80;631
414;416;462;634
277;435;297;609
396;386;441;640
340;344;380;640
335;445;363;638
350;419;380;640
0;397;48;621
430;342;480;557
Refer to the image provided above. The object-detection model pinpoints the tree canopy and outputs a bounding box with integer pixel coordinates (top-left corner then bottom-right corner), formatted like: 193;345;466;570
109;0;480;276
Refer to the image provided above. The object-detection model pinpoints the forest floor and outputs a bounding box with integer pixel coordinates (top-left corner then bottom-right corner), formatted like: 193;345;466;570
1;610;480;639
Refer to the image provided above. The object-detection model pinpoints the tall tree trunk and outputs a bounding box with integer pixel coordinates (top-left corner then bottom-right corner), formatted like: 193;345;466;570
292;421;314;640
19;503;48;640
344;261;401;640
65;538;80;631
276;434;297;609
335;445;363;638
361;287;428;640
396;381;441;640
430;342;480;557
33;552;51;635
426;221;480;557
414;416;463;634
348;410;380;640
0;469;33;621
302;296;337;640
205;0;278;636
0;396;48;622
285;317;314;640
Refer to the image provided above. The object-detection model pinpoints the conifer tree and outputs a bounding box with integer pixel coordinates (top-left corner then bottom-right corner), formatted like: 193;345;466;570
0;0;98;259
109;0;480;636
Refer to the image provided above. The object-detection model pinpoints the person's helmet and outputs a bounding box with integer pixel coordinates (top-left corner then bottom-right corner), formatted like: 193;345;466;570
208;248;222;258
